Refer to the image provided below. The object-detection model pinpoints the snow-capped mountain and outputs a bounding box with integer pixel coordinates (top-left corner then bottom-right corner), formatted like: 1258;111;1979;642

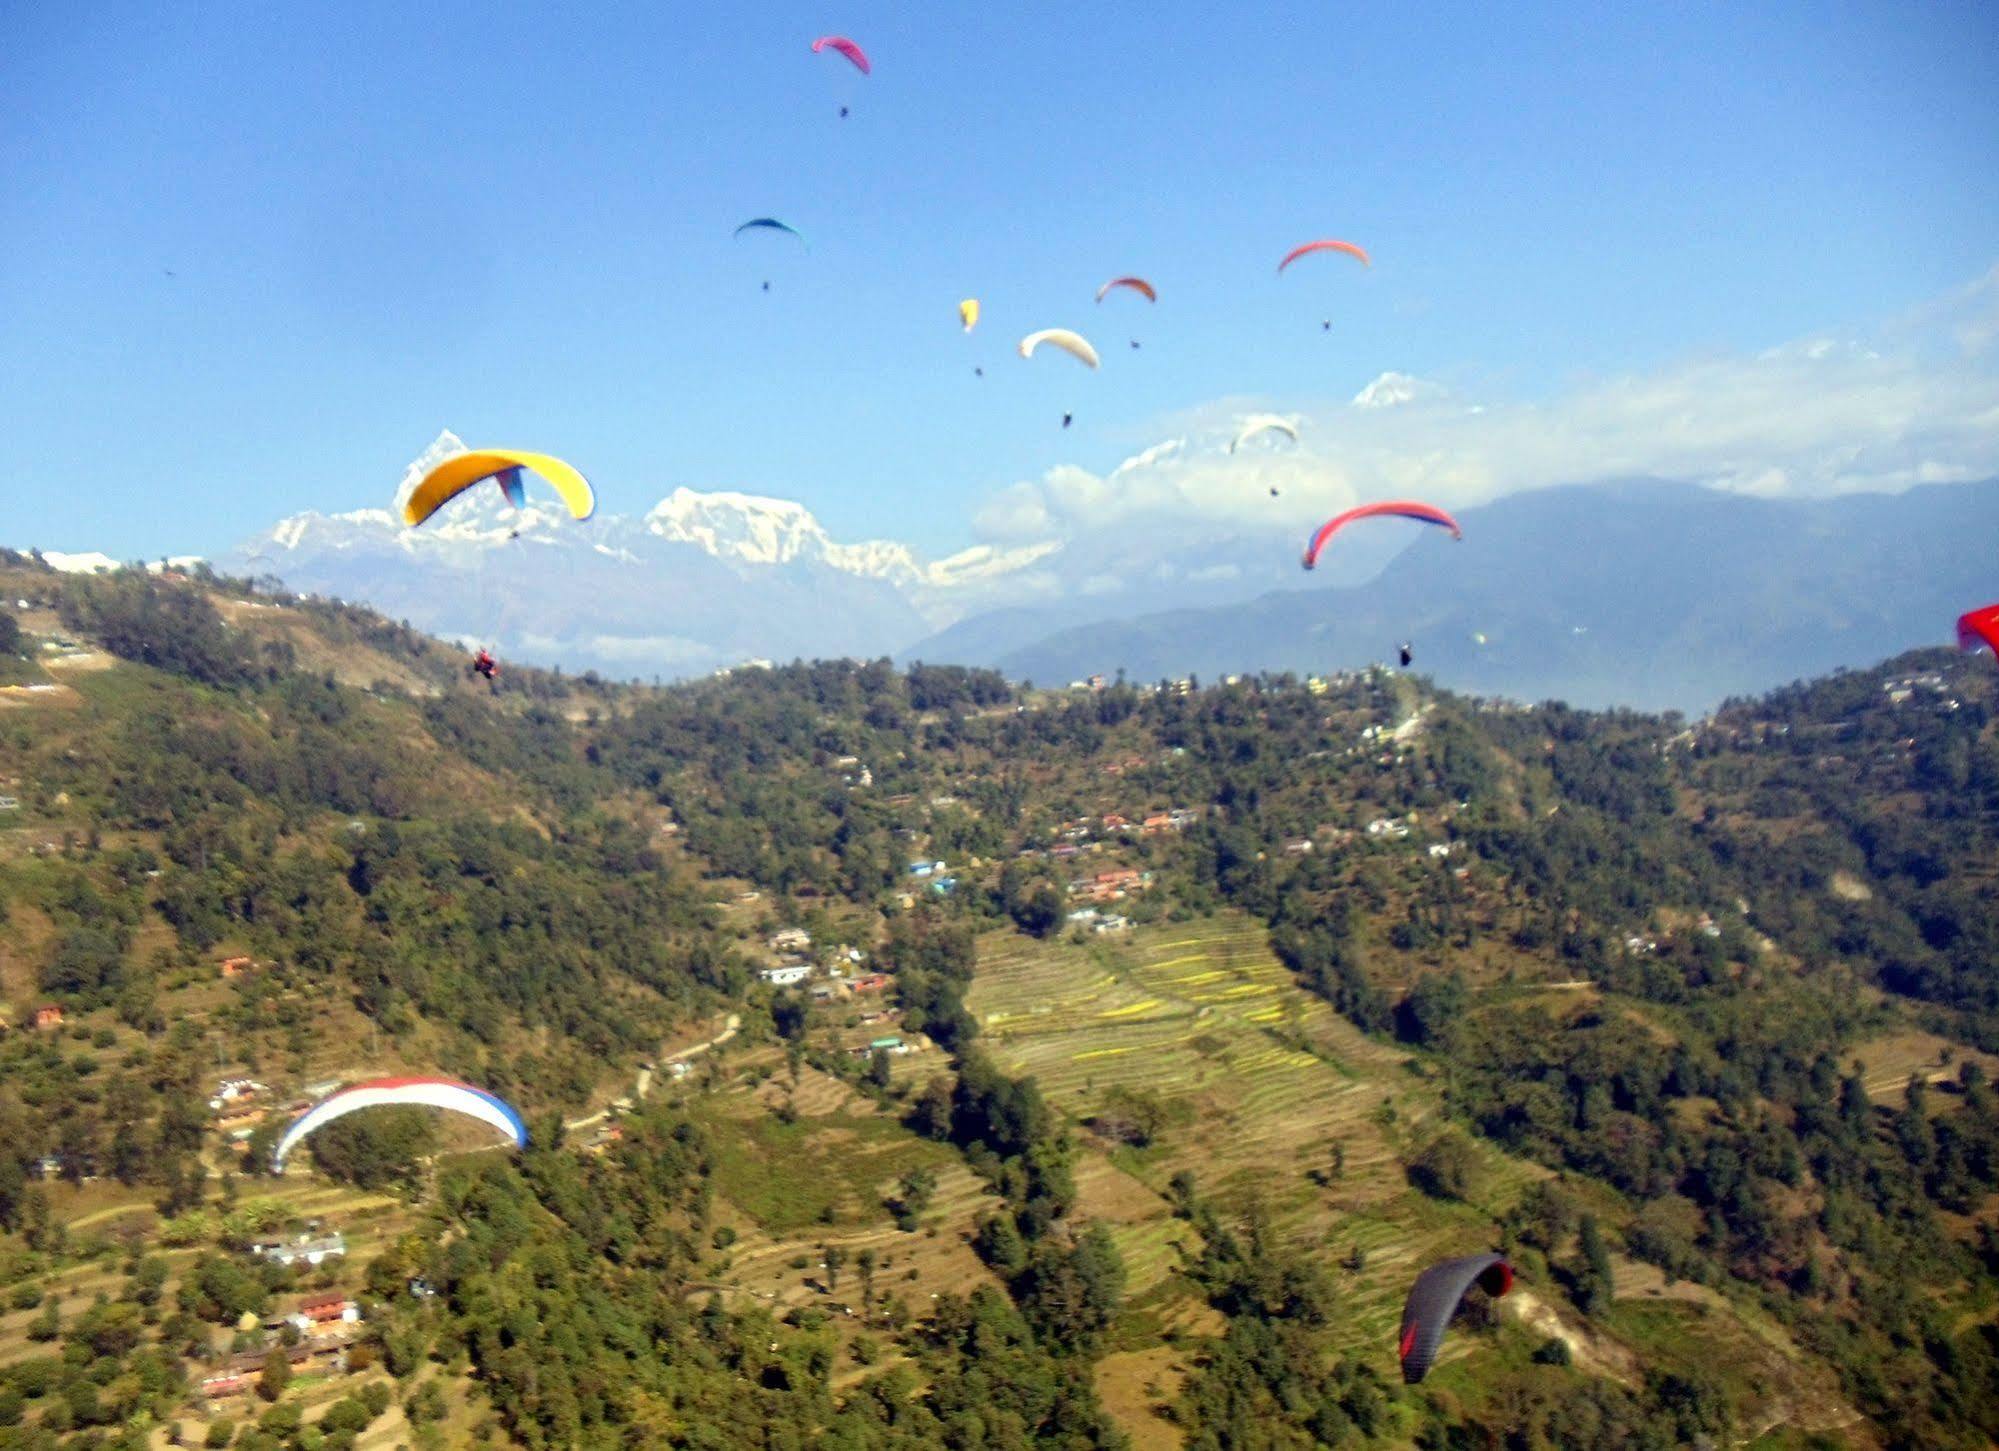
214;429;1348;679
644;488;925;583
215;433;1064;678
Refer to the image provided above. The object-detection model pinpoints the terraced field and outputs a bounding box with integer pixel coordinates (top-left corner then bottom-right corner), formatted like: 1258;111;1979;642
690;1059;1005;1324
969;913;1545;1359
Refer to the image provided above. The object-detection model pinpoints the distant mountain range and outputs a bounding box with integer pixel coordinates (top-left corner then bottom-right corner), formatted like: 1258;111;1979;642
960;478;1999;712
64;433;1988;708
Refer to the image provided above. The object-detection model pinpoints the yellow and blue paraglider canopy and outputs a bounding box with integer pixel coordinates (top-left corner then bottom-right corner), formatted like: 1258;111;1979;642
402;449;595;529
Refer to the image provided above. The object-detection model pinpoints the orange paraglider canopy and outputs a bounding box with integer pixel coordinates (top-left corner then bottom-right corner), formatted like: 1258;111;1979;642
1279;239;1371;272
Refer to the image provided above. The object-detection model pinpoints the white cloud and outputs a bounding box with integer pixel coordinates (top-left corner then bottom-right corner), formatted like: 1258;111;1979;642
1352;372;1444;409
973;267;1999;546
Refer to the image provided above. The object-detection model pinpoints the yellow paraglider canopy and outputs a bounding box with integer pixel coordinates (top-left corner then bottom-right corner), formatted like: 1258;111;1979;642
959;298;980;332
401;449;595;528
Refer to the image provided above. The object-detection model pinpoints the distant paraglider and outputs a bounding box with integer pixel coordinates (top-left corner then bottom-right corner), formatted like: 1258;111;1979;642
402;448;593;683
811;36;868;119
959;298;980;333
272;1077;528;1174
1398;1254;1512;1383
1095;276;1157;304
736;218;805;292
1279;239;1372;272
1302;500;1462;571
1230;415;1300;454
1018;328;1101;369
735;217;806;246
1399;642;1413;668
810;35;871;74
1959;604;1999;657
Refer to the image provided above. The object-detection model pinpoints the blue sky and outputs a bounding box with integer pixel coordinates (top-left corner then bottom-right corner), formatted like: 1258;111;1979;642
5;1;1995;561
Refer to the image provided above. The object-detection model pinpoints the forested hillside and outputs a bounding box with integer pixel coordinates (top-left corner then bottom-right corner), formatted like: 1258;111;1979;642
0;555;1993;1450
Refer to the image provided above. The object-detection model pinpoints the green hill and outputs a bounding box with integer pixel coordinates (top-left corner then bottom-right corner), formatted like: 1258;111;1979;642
0;555;1994;1449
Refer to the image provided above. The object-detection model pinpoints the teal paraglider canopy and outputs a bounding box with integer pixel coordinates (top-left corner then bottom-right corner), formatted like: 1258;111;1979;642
734;218;807;248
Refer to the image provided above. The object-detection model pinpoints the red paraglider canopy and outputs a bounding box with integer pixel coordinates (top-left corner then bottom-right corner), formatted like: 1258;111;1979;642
1959;604;1999;657
1302;500;1463;571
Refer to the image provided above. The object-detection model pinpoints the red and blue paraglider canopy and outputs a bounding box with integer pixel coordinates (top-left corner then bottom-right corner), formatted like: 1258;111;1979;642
1303;500;1463;571
272;1076;528;1173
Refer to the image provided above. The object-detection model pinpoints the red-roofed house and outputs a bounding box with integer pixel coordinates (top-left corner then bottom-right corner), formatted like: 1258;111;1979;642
294;1292;359;1331
34;1005;62;1031
219;956;253;979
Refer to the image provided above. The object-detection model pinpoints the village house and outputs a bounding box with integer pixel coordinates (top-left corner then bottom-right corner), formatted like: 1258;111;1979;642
209;1078;267;1109
218;956;253;979
1141;813;1173;833
851;974;890;993
1101;813;1130;830
1093;915;1130;934
760;963;812;987
33;1005;62;1031
290;1292;361;1334
1427;843;1454;859
1282;839;1314;855
253;1232;347;1268
767;927;812;953
213;1105;265;1140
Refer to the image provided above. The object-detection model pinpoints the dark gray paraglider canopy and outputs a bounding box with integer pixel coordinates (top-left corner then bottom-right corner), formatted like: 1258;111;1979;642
1398;1253;1512;1383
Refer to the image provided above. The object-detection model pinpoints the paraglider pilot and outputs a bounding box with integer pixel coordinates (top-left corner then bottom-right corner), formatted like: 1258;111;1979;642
472;649;499;684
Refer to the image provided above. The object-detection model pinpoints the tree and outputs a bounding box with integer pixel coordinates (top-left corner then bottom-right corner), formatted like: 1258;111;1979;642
256;1349;291;1403
43;926;127;1000
1576;1214;1614;1317
304;1106;436;1192
857;1248;878;1320
1407;1133;1475;1201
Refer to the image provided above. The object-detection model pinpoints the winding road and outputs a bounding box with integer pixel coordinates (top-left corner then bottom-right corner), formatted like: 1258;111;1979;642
565;1013;740;1133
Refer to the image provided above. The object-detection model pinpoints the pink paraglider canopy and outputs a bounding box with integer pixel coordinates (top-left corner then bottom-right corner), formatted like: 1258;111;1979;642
811;35;871;74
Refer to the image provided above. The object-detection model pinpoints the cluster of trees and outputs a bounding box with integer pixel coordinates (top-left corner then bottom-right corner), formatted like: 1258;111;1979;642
340;1111;1127;1449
